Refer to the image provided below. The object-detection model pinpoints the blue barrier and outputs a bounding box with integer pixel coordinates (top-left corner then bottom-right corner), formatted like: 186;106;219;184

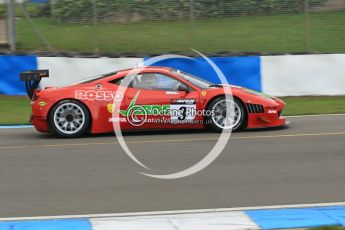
0;219;91;230
144;56;262;91
246;206;345;229
0;56;38;95
1;56;261;96
0;206;345;229
1;54;344;96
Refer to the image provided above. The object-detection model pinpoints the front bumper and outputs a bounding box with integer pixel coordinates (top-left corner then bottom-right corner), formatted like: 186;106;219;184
246;98;287;129
247;115;287;129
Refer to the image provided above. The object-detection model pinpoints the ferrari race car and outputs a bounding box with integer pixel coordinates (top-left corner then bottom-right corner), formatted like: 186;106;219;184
20;67;286;138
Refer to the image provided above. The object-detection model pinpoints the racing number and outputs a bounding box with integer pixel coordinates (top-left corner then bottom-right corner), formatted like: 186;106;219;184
178;106;187;121
170;99;196;122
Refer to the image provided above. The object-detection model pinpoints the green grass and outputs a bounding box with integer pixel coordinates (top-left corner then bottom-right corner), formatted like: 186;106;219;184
0;95;344;125
308;227;345;230
15;11;345;53
0;95;31;125
282;96;345;116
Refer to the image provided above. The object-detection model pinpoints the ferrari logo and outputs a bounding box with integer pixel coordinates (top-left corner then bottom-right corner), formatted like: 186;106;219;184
201;91;207;96
107;104;114;113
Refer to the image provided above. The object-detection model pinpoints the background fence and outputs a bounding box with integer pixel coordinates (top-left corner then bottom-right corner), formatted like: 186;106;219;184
0;0;344;54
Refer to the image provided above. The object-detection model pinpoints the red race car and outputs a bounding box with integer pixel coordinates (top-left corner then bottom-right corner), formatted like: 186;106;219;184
20;66;286;138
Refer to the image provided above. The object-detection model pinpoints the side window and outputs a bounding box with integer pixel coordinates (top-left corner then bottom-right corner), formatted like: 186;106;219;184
110;77;124;85
131;73;186;91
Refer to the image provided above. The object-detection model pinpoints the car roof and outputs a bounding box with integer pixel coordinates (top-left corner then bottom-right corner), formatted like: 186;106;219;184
77;66;174;84
117;66;173;74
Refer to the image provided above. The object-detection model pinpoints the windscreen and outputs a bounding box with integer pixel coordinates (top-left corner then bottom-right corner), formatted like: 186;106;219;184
171;69;212;89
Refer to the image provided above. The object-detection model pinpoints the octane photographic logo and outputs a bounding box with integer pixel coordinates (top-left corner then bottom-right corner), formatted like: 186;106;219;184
112;51;234;179
118;91;147;127
117;91;206;126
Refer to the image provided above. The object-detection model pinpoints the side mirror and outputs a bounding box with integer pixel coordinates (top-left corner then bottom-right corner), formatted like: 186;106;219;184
177;84;189;92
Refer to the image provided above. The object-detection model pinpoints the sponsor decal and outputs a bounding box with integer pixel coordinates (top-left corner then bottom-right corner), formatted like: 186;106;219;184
170;98;197;121
75;90;123;101
108;117;126;122
118;91;170;117
116;91;197;123
267;109;277;114
109;91;216;125
170;99;196;104
37;101;47;107
166;91;179;95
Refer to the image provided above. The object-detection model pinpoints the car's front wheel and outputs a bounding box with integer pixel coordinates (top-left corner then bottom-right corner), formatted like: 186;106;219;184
207;96;246;132
49;100;90;138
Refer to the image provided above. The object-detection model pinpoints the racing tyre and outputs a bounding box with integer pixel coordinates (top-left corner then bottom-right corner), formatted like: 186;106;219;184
49;100;90;138
207;96;246;132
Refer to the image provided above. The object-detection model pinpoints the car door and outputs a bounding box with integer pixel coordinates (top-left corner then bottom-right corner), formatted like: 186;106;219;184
122;72;201;129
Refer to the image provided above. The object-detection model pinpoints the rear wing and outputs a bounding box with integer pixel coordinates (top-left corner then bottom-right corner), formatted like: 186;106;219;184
20;70;49;99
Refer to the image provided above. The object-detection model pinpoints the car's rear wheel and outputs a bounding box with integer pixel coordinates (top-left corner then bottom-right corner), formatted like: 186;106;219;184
207;96;246;132
49;100;90;138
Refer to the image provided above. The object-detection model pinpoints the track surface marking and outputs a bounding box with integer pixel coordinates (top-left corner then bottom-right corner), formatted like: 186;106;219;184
0;115;344;217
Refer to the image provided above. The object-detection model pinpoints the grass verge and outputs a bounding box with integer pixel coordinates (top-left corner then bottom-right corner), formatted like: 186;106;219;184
0;95;345;125
0;95;31;125
282;96;345;116
308;227;345;230
15;11;345;53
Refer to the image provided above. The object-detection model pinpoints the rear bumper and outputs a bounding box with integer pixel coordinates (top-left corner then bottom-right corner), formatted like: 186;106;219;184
29;98;53;133
30;114;49;133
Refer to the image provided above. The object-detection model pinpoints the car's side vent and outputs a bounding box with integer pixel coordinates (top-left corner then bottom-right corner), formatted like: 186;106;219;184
246;103;264;113
278;110;282;117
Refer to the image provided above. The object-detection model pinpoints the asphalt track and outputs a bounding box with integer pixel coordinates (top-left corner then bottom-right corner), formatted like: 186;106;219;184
0;114;344;218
